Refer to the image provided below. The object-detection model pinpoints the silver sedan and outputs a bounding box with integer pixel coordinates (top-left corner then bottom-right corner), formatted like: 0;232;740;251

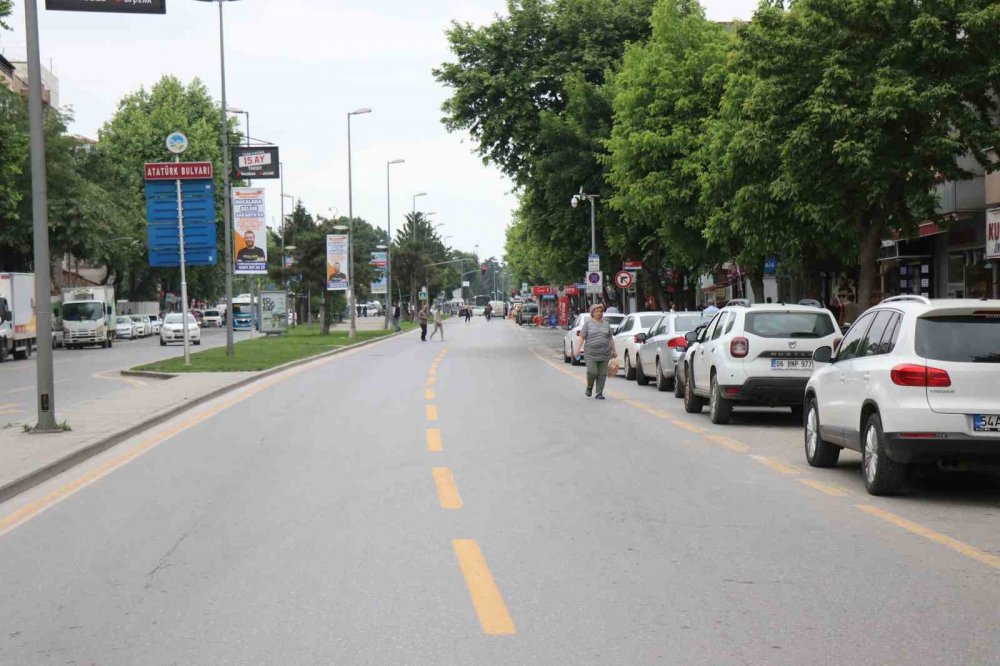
635;312;714;391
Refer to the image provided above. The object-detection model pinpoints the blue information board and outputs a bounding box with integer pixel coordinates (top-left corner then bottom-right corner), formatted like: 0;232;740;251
144;178;217;267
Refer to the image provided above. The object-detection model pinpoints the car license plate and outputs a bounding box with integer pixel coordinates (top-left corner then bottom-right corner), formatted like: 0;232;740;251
771;359;813;371
973;414;1000;432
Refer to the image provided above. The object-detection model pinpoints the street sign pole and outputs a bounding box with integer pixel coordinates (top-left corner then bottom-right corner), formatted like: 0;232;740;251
174;154;192;366
24;0;58;433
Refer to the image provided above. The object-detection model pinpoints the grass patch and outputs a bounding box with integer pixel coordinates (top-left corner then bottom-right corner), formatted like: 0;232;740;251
135;322;415;373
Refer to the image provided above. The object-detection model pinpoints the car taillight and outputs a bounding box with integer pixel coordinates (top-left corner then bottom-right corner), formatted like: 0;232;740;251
730;336;749;358
667;336;687;350
890;364;951;387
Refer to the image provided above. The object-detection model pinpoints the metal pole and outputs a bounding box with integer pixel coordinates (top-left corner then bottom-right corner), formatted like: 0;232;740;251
175;155;191;365
590;197;597;305
218;0;235;355
24;0;58;432
385;161;391;330
347;113;357;340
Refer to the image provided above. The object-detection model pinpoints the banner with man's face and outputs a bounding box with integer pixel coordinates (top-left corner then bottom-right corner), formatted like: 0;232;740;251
233;188;267;275
326;235;349;291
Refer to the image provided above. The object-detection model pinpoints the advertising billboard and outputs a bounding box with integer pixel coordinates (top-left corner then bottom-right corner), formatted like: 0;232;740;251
259;291;288;335
233;146;280;179
988;209;1000;259
232;188;267;275
326;235;349;291
46;0;166;13
370;251;388;294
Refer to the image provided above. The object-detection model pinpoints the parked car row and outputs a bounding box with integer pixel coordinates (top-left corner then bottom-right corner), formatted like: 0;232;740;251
115;314;160;339
587;297;1000;496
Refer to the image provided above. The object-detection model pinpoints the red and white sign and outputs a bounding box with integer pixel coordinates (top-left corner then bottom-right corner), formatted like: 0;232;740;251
532;285;556;296
564;285;580;296
144;162;214;180
614;271;633;289
988;209;1000;259
623;260;643;271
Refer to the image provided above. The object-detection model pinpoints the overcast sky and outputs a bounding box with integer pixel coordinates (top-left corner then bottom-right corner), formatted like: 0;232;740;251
2;0;759;261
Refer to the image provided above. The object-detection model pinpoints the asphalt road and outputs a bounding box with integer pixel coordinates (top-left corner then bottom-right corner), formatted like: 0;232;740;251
0;318;998;665
0;327;250;424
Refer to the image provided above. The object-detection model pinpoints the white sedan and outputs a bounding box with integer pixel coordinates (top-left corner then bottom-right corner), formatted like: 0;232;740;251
613;312;668;379
160;313;202;346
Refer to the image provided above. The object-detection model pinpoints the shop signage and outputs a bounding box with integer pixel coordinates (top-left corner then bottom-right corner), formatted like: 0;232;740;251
987;209;1000;259
46;0;166;13
233;146;280;179
623;260;642;271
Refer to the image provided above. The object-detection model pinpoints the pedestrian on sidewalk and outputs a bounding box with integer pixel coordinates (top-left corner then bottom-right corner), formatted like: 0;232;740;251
574;303;617;400
418;304;429;341
429;304;445;341
392;301;401;332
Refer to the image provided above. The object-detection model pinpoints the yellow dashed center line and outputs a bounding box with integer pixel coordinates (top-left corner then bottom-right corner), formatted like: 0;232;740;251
453;539;516;635
426;404;439;421
750;455;800;475
706;434;751;453
433;467;463;509
857;504;1000;571
798;478;849;497
426;376;436;387
426;428;443;452
425;389;436;400
671;420;706;434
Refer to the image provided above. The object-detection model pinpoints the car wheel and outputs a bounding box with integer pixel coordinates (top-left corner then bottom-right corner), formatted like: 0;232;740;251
674;368;685;398
683;367;705;414
861;413;906;496
160;339;166;347
107;337;112;349
194;339;201;346
709;375;733;425
636;358;650;386
655;359;670;392
0;341;6;363
790;404;803;418
624;352;636;380
563;343;571;364
25;341;32;358
804;398;840;467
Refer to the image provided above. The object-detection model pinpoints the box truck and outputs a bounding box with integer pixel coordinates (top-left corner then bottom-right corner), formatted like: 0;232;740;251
62;286;115;349
0;272;37;362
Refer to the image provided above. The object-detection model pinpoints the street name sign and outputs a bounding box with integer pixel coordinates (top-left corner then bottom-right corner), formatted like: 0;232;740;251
614;271;633;289
233;146;280;179
46;0;166;13
586;271;603;294
623;260;642;271
144;162;213;180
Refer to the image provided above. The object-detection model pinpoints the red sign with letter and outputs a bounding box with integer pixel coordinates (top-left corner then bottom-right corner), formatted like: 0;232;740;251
144;162;214;180
564;285;580;296
532;285;556;296
557;296;569;326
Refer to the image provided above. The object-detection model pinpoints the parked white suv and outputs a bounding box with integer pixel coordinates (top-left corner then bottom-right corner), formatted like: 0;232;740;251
683;304;840;424
804;296;1000;495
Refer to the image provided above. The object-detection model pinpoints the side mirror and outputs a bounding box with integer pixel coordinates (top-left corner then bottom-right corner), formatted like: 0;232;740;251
813;346;833;363
635;332;647;343
685;330;698;343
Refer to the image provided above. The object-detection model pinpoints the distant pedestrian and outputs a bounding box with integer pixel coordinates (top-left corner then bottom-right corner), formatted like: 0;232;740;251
429;305;444;341
392;302;401;332
484;303;493;321
464;306;472;324
574;303;617;400
418;304;429;341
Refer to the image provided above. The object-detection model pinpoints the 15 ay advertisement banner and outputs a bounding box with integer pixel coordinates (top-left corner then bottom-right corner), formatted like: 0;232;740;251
46;0;166;13
370;251;388;294
232;188;268;275
326;235;349;291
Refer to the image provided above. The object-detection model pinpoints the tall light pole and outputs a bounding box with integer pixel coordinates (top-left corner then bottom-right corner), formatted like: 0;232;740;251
22;0;57;431
197;0;241;355
571;190;600;304
346;107;371;340
385;159;405;330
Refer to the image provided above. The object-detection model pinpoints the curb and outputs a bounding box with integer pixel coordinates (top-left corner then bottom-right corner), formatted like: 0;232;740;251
120;369;177;380
0;327;415;505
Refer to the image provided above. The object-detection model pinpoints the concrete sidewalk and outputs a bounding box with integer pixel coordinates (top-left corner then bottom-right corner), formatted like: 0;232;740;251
0;323;411;503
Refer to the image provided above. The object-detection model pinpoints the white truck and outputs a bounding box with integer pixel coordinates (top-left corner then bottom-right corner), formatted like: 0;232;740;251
0;272;37;362
62;286;115;349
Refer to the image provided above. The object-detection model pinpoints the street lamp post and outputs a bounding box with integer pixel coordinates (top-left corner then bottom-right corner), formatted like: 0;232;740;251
385;159;405;330
197;0;241;355
346;107;371;340
571;190;600;305
227;106;249;147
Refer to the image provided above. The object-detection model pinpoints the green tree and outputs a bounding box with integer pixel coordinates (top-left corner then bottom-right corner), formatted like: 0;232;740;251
606;0;730;306
757;0;1000;307
0;0;12;30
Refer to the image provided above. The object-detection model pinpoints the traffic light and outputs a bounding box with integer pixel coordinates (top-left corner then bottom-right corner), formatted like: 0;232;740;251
481;264;487;275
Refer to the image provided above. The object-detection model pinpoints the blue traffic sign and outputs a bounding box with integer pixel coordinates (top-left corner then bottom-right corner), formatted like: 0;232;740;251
144;177;218;268
149;247;218;268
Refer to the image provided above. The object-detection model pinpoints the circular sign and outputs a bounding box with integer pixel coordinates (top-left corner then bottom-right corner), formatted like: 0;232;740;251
614;271;633;289
165;132;188;154
587;271;601;284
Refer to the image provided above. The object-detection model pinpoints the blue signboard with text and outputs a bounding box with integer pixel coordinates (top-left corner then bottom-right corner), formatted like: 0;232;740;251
144;178;217;268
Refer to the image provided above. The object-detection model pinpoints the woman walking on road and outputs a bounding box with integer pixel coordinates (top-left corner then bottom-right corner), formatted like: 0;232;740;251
418;304;429;341
574;303;617;400
429;305;445;341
